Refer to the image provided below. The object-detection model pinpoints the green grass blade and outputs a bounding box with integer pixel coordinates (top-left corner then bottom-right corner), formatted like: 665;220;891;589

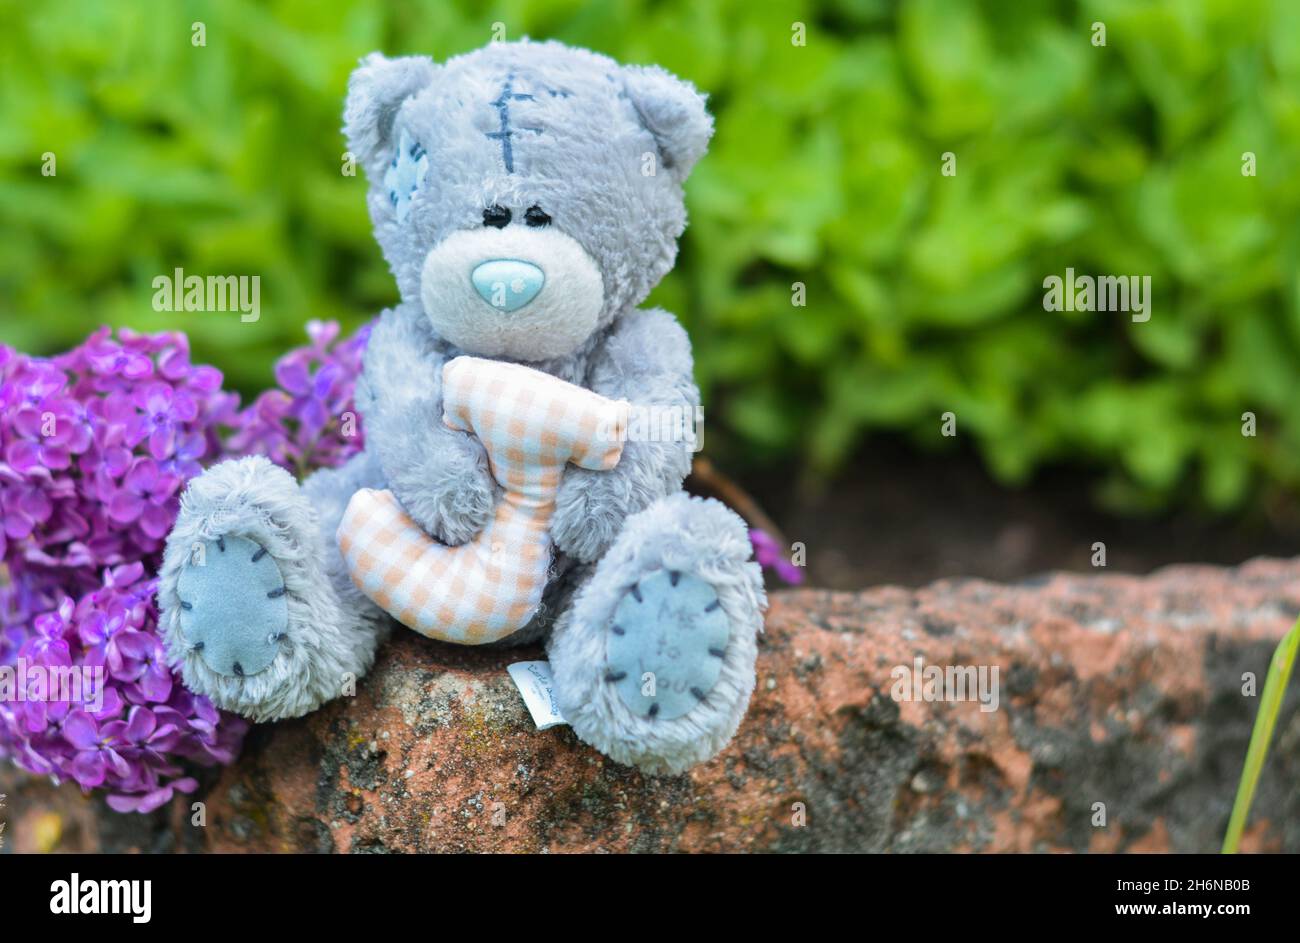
1222;616;1300;853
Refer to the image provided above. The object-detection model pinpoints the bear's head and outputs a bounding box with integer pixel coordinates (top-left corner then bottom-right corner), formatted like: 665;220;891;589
343;40;713;362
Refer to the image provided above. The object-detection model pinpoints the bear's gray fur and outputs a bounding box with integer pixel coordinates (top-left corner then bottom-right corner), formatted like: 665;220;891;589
158;40;765;774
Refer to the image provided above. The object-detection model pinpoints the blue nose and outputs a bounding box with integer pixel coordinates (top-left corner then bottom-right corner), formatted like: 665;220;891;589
471;259;545;311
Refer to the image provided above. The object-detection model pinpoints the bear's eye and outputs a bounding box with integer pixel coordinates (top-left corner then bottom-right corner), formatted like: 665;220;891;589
524;205;552;228
483;205;511;229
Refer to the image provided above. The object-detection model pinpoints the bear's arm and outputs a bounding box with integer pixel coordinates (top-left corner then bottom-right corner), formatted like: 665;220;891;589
550;307;700;563
357;304;496;545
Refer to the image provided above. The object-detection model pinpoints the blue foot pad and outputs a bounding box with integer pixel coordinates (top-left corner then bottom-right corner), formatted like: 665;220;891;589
176;535;288;678
605;569;730;721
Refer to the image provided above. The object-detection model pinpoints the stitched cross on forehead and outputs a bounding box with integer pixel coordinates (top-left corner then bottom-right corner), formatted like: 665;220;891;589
485;72;563;173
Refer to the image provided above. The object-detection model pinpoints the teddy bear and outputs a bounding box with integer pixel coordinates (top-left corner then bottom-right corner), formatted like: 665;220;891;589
156;38;767;775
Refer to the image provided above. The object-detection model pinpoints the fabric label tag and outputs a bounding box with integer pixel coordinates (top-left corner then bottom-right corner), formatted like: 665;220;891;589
507;661;568;730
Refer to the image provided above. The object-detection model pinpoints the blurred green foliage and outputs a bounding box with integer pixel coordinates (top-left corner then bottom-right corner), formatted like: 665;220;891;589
2;0;1300;510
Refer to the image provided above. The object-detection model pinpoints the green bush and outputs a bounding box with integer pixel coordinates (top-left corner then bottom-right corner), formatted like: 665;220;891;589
2;0;1299;510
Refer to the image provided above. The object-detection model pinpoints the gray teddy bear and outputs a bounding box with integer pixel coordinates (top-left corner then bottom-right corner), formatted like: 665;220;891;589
157;39;767;775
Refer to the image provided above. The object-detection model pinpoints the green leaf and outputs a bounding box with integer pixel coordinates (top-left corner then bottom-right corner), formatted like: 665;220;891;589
1222;616;1300;853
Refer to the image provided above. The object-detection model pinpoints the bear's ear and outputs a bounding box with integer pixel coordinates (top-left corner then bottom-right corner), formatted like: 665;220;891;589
344;52;437;170
621;64;714;182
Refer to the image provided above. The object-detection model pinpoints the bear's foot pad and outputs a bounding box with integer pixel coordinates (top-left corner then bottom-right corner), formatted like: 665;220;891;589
605;569;730;721
176;535;289;679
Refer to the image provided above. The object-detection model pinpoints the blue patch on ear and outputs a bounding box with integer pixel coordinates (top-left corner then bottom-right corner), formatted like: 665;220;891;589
605;569;730;721
383;128;429;222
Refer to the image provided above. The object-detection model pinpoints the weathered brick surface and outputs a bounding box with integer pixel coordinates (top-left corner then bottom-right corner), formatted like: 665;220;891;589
4;557;1299;852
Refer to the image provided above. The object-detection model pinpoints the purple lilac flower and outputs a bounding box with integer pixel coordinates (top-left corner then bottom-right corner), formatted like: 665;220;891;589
227;319;369;472
126;381;198;461
101;457;180;541
749;528;805;585
0;322;370;812
0;563;247;807
64;710;133;787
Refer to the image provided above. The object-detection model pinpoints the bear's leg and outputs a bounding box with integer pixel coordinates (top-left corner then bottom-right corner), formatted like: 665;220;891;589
547;492;766;774
158;452;389;722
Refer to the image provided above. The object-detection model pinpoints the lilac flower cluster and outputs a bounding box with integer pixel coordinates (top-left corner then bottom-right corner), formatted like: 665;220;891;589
750;529;805;585
1;563;242;813
227;320;369;474
1;328;236;599
0;321;368;811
